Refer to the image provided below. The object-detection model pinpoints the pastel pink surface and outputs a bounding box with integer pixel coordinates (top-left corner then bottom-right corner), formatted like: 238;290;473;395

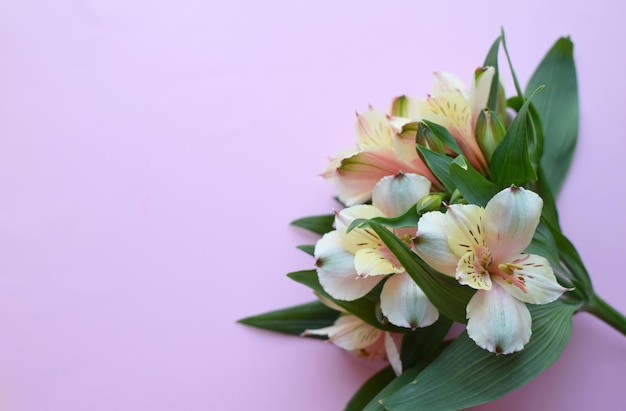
0;0;624;410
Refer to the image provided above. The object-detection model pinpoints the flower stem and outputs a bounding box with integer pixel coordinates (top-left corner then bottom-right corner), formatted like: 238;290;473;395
585;293;626;337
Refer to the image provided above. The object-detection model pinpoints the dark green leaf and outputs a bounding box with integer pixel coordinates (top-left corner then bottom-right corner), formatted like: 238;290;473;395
348;206;421;234
365;222;474;323
449;155;499;206
238;300;339;335
345;367;396;411
296;244;315;256
421;120;462;155
501;28;524;98
483;35;501;111
490;94;539;187
381;301;578;411
291;214;335;235
525;37;578;196
417;146;456;193
400;316;452;369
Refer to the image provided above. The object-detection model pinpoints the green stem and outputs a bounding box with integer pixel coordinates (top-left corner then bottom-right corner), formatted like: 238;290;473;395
585;293;626;337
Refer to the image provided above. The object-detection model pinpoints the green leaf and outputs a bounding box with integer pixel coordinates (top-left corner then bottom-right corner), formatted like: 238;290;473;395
380;301;578;411
345;367;396;411
525;37;578;196
483;35;501;111
449;156;499;206
291;214;335;235
348;206;421;234
296;244;315;256
421;120;462;155
400;316;452;369
287;270;403;332
501;28;524;98
490;93;539;187
417;146;456;193
238;300;339;335
364;222;474;323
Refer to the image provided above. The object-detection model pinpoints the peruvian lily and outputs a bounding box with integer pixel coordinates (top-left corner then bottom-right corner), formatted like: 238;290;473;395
419;67;495;175
414;186;569;354
323;104;439;206
303;295;403;375
315;172;439;329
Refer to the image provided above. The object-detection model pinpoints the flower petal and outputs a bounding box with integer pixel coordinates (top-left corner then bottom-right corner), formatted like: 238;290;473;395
432;71;469;97
304;314;383;351
354;248;404;277
470;66;495;123
321;146;358;180
445;204;487;257
466;283;532;354
456;251;492;290
384;332;403;376
355;109;396;151
335;205;385;254
484;187;543;263
494;254;569;304
414;211;459;276
389;95;422;119
335;149;417;206
380;272;439;329
372;173;431;217
315;231;382;300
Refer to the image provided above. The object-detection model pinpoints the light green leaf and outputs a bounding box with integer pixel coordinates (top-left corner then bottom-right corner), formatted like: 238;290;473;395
364;222;474;324
525;37;578;196
380;301;578;411
291;214;335;235
449;155;499;206
238;300;339;336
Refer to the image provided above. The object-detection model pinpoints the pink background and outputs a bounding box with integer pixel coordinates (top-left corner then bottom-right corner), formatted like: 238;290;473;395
0;0;624;410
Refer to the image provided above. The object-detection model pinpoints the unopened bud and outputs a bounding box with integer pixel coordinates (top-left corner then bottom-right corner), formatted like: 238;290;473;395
416;122;446;154
416;192;446;212
475;109;506;161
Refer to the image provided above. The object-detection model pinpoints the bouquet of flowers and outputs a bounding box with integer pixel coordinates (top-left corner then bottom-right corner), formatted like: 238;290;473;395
239;31;626;410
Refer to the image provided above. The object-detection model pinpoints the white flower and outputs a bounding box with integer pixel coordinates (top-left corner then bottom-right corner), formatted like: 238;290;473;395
415;186;569;354
315;173;439;329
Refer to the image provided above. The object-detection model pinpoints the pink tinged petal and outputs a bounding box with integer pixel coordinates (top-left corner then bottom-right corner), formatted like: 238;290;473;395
354;248;404;277
355;109;396;151
444;204;487;257
414;211;459;276
393;128;421;163
384;332;403;376
483;187;543;263
321;146;358;179
432;72;469;97
305;314;383;351
315;231;382;300
372;173;432;217
380;272;439;329
335;205;385;254
493;254;570;305
335;149;418;206
456;251;492;290
466;283;532;354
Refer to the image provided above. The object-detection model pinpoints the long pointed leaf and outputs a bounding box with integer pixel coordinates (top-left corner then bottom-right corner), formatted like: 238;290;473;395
238;300;339;335
525;37;578;196
380;301;578;411
291;214;335;235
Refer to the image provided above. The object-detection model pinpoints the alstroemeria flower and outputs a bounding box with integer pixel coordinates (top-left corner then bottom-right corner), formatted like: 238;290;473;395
303;296;402;375
414;186;569;354
324;105;438;206
419;67;494;175
315;173;439;329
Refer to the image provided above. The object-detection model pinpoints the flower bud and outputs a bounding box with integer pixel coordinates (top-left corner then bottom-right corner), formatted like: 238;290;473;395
415;122;446;154
416;192;446;212
475;108;506;162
